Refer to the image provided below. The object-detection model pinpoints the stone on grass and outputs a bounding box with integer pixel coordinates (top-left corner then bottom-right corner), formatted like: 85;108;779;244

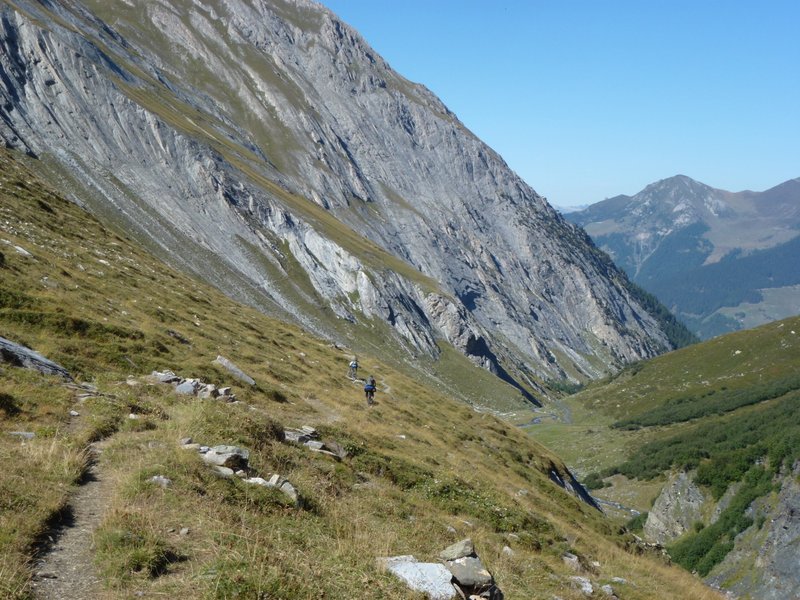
175;380;200;395
245;474;301;506
202;445;250;470
69;410;80;417
440;538;475;561
378;556;456;600
446;556;492;588
179;527;190;536
0;336;72;380
181;443;201;451
150;475;172;488
151;370;181;384
179;437;193;445
562;552;581;571
8;431;35;440
601;584;617;597
212;355;256;386
213;466;235;478
570;576;593;595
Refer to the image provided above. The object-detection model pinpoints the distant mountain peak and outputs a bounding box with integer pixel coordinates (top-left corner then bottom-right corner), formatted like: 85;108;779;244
566;174;800;340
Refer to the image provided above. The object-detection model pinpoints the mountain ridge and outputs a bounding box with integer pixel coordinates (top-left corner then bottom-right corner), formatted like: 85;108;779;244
567;174;800;338
0;0;687;403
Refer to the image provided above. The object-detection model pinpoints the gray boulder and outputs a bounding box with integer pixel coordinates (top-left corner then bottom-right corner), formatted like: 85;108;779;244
378;556;456;600
245;474;301;506
151;370;181;383
446;556;492;588
175;379;201;395
202;445;250;470
440;538;475;561
0;336;71;380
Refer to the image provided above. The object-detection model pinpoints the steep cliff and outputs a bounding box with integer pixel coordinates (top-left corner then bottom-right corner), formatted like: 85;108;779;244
0;0;675;402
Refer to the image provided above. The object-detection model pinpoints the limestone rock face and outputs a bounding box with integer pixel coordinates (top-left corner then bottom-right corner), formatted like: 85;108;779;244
0;0;673;396
644;471;706;545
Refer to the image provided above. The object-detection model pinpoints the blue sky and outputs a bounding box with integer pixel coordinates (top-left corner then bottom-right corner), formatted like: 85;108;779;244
321;1;800;208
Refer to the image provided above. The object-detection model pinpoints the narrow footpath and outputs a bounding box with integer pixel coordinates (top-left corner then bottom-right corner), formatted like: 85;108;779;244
32;443;111;600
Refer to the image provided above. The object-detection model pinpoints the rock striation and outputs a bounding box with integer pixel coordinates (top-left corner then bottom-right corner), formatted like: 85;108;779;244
0;336;72;380
0;0;674;398
643;471;707;545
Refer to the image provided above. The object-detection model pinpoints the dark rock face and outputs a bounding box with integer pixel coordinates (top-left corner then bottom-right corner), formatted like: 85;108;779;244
0;0;672;397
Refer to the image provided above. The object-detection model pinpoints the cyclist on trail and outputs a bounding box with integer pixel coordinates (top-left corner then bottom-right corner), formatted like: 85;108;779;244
348;358;358;379
364;375;376;406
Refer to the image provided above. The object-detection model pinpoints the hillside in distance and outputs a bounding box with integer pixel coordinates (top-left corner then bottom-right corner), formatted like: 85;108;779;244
566;175;800;339
0;0;690;407
529;314;800;599
0;147;724;599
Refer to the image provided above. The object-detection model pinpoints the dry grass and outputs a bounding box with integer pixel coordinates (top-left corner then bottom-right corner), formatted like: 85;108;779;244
0;147;724;598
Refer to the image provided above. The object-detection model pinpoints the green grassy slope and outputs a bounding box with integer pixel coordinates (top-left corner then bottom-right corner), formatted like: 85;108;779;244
529;312;800;577
0;149;724;598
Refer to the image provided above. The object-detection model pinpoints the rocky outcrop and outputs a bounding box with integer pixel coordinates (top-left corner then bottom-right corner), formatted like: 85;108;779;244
644;471;707;545
0;0;674;399
706;462;800;599
548;466;602;511
379;539;503;600
0;336;72;380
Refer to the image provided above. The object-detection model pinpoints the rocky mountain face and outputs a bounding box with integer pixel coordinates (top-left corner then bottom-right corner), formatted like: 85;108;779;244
0;0;676;401
644;466;800;599
567;175;800;339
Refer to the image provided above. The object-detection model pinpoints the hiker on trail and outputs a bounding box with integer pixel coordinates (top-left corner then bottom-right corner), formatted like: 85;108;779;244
348;358;359;379
364;375;376;406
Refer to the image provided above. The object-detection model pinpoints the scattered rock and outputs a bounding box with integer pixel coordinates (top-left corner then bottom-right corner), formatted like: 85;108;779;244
440;539;475;561
151;370;181;384
440;539;503;599
202;445;250;470
213;466;235;478
128;413;139;420
69;410;80;417
149;475;172;488
179;527;190;536
8;431;35;439
501;546;514;557
600;583;617;597
212;355;256;386
447;556;493;588
179;437;193;446
562;552;582;571
570;576;593;595
0;336;72;380
175;379;201;395
245;474;301;506
378;555;456;600
198;384;218;399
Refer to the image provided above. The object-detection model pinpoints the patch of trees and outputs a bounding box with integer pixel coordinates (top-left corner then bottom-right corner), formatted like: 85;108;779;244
612;372;800;429
604;390;800;488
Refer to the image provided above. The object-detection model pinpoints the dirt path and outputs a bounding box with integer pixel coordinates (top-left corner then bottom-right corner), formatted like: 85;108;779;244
32;442;112;600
